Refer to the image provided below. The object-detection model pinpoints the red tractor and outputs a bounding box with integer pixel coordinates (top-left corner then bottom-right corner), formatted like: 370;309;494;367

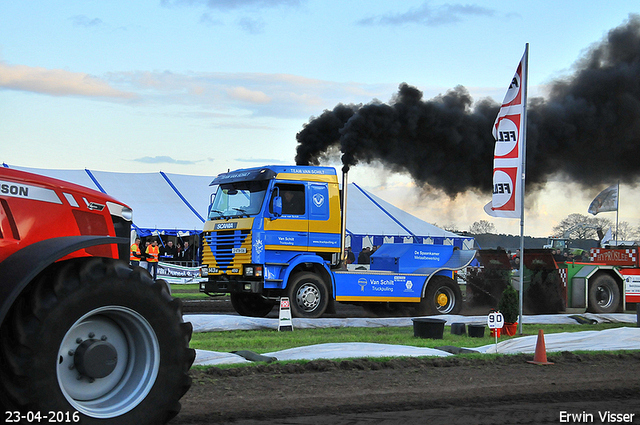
0;168;195;424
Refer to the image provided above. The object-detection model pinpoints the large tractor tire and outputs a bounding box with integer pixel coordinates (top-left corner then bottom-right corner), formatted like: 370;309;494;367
0;257;195;425
588;274;621;314
287;272;329;318
230;293;275;317
415;276;463;316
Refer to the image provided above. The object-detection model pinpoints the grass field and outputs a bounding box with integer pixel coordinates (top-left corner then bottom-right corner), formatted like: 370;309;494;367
189;322;631;354
170;283;213;299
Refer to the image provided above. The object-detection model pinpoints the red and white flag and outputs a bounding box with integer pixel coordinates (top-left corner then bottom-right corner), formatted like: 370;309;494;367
485;48;528;218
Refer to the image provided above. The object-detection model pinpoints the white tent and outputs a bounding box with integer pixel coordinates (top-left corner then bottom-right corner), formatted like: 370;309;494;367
3;165;473;249
346;182;473;251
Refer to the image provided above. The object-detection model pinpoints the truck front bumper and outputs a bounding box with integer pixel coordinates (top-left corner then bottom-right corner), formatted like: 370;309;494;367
200;276;263;294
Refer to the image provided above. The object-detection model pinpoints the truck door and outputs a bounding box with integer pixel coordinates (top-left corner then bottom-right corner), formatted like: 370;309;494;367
265;182;308;251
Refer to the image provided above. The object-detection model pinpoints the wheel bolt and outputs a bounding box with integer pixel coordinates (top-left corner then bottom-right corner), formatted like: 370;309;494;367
88;332;95;338
68;349;75;356
101;335;107;341
76;338;82;344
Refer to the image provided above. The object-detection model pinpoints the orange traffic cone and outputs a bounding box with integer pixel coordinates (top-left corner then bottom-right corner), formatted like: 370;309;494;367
527;329;554;365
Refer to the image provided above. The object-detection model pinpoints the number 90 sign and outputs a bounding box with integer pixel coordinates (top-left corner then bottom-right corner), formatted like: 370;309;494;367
488;311;504;329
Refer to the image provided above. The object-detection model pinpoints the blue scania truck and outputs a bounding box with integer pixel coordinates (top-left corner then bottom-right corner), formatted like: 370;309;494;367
199;165;475;318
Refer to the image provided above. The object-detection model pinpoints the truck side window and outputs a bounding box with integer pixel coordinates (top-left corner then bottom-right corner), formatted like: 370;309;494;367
273;184;305;216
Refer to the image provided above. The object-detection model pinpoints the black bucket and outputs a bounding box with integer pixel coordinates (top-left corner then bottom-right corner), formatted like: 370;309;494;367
450;322;466;335
468;324;485;338
412;318;446;339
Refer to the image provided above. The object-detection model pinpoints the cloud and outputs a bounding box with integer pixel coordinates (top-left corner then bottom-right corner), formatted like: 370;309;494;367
133;156;200;165
0;62;136;99
359;2;495;26
161;0;303;11
69;15;104;28
112;70;395;119
235;157;288;164
238;16;266;34
227;86;271;103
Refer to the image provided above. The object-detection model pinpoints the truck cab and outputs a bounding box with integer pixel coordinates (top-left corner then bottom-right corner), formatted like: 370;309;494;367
200;166;341;316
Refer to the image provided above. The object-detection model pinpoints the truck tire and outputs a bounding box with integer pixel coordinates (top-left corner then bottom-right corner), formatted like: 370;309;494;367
415;276;463;315
287;272;329;318
588;274;620;313
0;257;195;425
230;293;275;317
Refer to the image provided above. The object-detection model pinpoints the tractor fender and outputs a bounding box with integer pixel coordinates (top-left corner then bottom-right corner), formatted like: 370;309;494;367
0;235;128;324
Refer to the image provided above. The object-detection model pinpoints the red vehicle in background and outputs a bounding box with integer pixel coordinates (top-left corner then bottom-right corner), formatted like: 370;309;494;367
0;168;194;425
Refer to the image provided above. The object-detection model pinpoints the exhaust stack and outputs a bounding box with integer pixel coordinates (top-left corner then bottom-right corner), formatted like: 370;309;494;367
340;169;348;264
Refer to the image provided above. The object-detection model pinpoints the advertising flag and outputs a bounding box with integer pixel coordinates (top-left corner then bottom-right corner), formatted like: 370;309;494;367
485;49;528;218
588;184;618;215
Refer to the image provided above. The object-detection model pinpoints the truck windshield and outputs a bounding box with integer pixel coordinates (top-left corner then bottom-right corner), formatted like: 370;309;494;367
208;180;269;219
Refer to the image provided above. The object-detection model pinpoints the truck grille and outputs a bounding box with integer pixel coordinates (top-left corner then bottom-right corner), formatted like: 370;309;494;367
202;230;251;272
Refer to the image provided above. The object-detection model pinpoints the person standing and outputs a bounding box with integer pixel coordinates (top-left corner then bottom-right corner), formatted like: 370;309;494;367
146;239;160;280
162;240;177;261
130;237;142;267
178;241;192;263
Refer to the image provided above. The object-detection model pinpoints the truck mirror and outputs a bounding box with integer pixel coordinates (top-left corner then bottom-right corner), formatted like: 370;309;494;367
272;196;282;218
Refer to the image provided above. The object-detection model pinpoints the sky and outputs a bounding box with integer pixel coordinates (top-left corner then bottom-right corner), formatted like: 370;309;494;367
1;1;639;238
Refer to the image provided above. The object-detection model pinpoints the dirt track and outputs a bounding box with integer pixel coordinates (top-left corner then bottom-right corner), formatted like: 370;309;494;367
172;299;640;424
172;352;640;424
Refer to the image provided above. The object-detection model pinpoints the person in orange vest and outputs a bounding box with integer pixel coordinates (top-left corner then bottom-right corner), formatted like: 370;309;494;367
130;237;142;267
146;239;160;281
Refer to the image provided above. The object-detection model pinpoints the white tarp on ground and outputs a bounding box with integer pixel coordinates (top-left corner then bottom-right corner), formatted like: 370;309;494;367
185;313;638;333
188;314;640;366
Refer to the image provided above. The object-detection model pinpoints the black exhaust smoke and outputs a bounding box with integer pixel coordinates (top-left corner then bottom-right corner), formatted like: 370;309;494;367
295;15;640;197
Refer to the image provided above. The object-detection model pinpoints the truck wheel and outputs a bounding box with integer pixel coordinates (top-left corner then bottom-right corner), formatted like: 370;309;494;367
588;274;620;313
287;272;329;318
416;276;462;315
230;293;275;317
0;258;195;425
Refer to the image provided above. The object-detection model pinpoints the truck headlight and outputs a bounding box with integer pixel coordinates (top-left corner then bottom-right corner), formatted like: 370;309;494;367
200;266;209;277
244;265;263;277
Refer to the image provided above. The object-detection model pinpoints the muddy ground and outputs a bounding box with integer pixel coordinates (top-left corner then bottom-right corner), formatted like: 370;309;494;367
171;299;640;424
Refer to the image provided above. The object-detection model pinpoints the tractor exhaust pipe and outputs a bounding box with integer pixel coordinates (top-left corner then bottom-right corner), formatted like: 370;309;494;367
340;169;348;265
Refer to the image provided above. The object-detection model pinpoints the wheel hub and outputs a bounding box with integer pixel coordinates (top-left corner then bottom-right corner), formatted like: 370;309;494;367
74;339;118;379
436;293;449;307
297;284;320;311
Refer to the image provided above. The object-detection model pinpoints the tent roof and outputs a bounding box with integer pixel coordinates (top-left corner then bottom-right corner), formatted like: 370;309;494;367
346;182;461;239
4;165;470;243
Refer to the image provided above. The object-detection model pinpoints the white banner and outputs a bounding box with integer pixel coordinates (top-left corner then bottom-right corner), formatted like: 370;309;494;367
485;48;528;218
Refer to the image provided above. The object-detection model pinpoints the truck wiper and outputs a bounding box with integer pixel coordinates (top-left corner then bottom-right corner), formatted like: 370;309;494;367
233;208;250;217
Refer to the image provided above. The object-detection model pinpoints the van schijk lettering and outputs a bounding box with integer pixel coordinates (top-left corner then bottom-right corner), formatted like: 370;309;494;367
1;183;28;196
559;411;636;423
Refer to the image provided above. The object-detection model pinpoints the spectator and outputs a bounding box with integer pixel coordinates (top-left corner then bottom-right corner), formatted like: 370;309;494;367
345;247;355;264
146;239;160;280
161;240;177;260
177;241;192;263
130;237;142;267
358;247;371;264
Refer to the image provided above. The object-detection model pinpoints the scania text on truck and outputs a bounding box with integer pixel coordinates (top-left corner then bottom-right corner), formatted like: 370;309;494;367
199;165;475;318
0;168;195;425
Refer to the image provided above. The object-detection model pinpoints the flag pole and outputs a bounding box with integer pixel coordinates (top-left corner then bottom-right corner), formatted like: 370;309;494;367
616;180;620;245
517;43;529;336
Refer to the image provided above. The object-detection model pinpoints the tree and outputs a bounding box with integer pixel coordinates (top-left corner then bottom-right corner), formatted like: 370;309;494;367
615;221;639;241
469;220;496;234
552;213;612;240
